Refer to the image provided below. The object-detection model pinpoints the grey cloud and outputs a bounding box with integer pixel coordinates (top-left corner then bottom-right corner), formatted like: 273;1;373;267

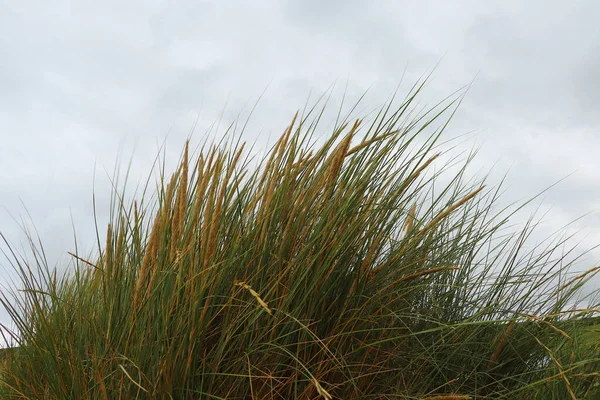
2;0;600;335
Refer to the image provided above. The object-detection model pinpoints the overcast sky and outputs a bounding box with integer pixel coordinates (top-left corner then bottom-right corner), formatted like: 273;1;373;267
2;0;600;338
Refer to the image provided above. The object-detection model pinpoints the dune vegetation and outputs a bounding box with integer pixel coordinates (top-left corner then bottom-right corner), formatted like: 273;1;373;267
1;80;599;399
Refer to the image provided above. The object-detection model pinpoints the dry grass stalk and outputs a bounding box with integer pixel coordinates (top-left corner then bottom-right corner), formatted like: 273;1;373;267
487;321;515;372
133;211;162;309
345;129;398;157
234;281;272;315
525;314;571;339
201;153;224;272
164;171;179;215
104;223;113;279
321;121;359;227
262;114;292;191
359;231;386;276
552;265;600;297
114;217;125;267
403;202;418;233
368;246;427;279
170;140;189;262
312;377;333;400
534;337;577;400
290;150;313;171
258;111;298;189
397;152;441;194
132;200;142;260
206;157;229;265
326;120;360;187
190;154;208;232
210;143;246;246
67;252;98;270
415;186;485;241
399;265;460;283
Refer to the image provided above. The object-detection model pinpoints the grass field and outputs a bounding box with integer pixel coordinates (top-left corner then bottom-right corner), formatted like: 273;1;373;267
1;81;599;399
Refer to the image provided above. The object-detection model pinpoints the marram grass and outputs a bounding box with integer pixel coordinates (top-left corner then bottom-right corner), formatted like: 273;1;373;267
1;83;600;399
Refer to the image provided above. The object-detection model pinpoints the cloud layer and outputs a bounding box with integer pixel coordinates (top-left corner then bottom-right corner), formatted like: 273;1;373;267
2;0;600;335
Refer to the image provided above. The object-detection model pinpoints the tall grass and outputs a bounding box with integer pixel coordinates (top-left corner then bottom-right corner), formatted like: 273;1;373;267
1;81;599;399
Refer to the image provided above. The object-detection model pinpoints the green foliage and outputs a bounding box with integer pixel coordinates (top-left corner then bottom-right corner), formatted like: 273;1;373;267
1;81;599;399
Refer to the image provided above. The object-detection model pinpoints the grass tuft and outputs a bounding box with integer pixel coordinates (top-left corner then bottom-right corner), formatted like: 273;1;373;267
1;81;599;399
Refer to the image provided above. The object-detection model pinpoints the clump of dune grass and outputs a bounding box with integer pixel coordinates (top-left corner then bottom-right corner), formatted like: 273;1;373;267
1;80;599;399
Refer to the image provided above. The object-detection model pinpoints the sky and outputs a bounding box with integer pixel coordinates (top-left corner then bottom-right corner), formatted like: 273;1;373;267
2;0;600;339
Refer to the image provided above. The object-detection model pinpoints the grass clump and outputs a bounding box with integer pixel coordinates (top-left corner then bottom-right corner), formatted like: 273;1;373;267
1;81;600;399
